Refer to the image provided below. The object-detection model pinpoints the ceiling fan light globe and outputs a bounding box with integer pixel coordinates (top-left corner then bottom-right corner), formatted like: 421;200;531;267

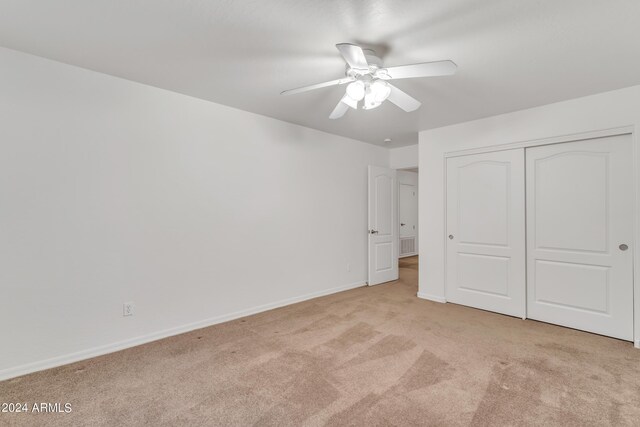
346;81;365;101
363;92;383;110
363;102;382;110
370;80;391;103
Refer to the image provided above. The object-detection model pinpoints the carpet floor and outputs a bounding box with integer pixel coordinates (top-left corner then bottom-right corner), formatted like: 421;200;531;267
2;256;640;426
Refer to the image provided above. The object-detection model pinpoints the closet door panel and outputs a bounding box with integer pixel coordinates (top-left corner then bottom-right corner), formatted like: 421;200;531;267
446;149;526;317
526;135;634;340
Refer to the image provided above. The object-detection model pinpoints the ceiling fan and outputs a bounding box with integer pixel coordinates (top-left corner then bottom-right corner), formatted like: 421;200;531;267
281;43;457;119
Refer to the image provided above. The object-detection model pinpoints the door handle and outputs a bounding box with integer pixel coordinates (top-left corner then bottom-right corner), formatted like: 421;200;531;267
619;244;629;251
369;230;379;234
400;223;406;226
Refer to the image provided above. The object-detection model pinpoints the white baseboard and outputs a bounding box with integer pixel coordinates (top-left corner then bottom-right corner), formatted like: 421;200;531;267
417;292;446;303
0;280;366;382
635;340;640;349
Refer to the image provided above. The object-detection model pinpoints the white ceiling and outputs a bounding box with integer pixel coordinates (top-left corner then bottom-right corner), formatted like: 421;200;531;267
1;1;640;147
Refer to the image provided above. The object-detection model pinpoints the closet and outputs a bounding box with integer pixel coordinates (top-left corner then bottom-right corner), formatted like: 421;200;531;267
445;134;634;340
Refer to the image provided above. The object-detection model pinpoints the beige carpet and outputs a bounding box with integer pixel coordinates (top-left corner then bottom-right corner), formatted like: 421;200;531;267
2;256;640;426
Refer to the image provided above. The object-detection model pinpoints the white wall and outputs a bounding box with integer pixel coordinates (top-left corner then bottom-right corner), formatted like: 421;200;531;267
418;85;640;346
0;47;389;379
389;145;418;169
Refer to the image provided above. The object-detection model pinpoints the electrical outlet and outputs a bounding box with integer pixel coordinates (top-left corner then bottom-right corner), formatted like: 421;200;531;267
123;302;135;317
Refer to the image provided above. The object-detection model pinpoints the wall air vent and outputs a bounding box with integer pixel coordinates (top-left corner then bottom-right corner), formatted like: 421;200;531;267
400;237;416;256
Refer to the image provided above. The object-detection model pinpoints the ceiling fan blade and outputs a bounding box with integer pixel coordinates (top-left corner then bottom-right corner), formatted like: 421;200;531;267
387;84;422;112
336;43;369;71
281;77;354;96
384;60;457;80
329;99;350;120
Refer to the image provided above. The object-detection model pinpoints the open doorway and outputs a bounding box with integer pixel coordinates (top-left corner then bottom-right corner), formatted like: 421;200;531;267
398;168;418;286
398;169;418;259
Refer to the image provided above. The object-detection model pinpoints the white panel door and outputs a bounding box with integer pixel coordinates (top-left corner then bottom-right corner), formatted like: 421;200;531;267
446;149;526;317
526;135;634;340
368;166;398;285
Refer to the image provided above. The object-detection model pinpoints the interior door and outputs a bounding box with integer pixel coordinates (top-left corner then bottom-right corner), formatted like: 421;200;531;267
526;135;634;340
368;166;398;285
446;149;526;317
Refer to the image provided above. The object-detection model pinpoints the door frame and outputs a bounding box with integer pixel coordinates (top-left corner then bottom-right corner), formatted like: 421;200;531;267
441;125;639;348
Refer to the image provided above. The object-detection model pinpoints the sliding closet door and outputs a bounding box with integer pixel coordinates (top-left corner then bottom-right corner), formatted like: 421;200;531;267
446;149;526;317
526;135;634;340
